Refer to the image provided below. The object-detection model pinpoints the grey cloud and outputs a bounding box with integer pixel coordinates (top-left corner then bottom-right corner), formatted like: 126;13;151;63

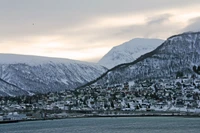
84;14;181;42
0;0;199;41
0;0;199;56
182;17;200;32
1;0;199;15
147;14;172;25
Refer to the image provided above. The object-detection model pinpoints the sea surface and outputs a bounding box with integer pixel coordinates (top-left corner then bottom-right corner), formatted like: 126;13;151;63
1;117;200;133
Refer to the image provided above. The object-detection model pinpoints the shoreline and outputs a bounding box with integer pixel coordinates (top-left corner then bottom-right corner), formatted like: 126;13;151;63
1;112;200;124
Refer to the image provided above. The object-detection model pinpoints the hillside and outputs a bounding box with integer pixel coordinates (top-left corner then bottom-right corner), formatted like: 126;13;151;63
0;54;107;96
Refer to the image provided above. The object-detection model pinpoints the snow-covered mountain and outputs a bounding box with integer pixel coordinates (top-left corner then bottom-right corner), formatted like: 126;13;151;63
81;32;200;87
98;38;164;69
0;54;107;96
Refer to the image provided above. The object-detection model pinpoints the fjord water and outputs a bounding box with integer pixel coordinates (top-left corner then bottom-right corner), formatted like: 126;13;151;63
1;117;200;133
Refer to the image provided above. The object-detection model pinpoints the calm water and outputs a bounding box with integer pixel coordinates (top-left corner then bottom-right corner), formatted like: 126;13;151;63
0;117;200;133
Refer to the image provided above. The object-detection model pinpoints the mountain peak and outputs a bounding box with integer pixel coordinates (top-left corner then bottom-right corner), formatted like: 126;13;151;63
81;32;200;88
98;38;164;69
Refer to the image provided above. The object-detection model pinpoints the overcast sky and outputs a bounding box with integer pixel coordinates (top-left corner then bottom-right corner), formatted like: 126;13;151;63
0;0;200;62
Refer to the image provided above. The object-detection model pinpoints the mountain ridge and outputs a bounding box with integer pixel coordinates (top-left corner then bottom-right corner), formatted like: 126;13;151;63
0;54;107;96
78;31;200;88
0;53;99;65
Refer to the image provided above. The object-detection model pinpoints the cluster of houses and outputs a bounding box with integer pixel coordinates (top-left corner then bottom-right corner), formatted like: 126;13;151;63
1;75;200;121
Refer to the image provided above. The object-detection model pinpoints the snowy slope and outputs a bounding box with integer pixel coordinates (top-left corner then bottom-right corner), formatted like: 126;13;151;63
0;78;29;96
98;38;164;69
0;54;107;96
0;54;99;65
84;32;200;86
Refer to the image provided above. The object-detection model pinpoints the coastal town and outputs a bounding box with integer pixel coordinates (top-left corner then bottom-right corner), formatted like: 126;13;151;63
1;74;200;122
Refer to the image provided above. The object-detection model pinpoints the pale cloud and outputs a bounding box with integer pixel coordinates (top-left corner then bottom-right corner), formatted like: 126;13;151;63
0;0;200;62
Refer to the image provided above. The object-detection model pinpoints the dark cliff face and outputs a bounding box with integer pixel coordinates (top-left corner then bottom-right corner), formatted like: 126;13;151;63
90;32;200;86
